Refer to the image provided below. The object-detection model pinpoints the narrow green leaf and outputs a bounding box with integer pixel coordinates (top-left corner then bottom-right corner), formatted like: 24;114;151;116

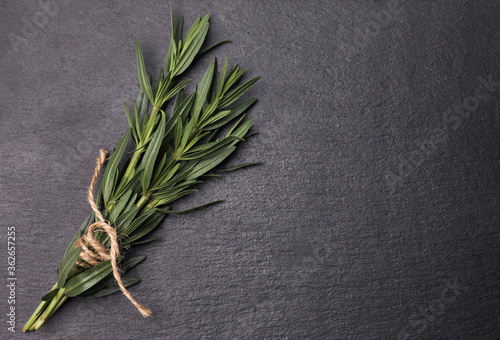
187;146;236;180
101;129;131;207
161;79;191;105
172;89;185;113
229;119;253;139
222;65;243;94
193;60;215;121
109;190;132;224
203;98;257;130
183;14;205;48
114;169;144;199
179;136;243;160
200;40;231;55
130;237;160;245
216;55;229;98
64;213;92;257
79;277;141;298
134;37;154;103
219;77;260;108
124;208;156;236
173;116;183;150
165;92;196;136
120;255;147;272
141;112;166;193
56;246;82;288
157;200;224;215
126;211;165;243
123;101;138;144
116;206;140;235
175;21;209;75
65;260;113;297
216;162;262;172
155;189;199;206
138;88;150;130
41;289;59;301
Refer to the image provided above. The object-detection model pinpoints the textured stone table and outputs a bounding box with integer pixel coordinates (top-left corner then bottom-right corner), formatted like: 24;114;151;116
1;1;499;339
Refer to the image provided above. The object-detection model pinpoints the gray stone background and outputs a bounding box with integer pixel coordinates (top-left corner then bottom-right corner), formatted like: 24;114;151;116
1;0;500;339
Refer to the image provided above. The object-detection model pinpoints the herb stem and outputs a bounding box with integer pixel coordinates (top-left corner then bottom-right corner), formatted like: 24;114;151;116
136;193;151;209
122;106;160;182
34;288;66;330
22;283;58;332
22;301;46;332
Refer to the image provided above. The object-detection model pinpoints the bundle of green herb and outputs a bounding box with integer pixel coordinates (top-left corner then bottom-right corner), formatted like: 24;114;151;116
23;8;260;332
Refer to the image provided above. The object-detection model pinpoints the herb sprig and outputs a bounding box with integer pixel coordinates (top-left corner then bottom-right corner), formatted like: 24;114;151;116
23;8;260;332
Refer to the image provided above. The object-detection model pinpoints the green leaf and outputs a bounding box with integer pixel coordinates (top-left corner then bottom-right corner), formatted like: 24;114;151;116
179;136;243;160
186;146;236;180
79;277;141;298
134;37;154;103
222;65;243;94
229;118;253;139
174;19;209;75
101;129;131;207
157;200;224;215
216;55;229;98
124;209;156;236
179;118;195;151
203;98;257;130
173;116;183;150
161;79;191;105
126;211;165;244
130;237;160;245
155;189;199;206
193;60;215;121
116;206;141;235
172;89;186;113
165;92;196;136
114;168;144;199
56;246;82;288
219;77;260;108
152;180;201;199
200;40;231;55
41;288;59;301
64;213;92;257
65;260;113;297
121;255;147;272
215;162;262;172
140;112;166;193
109;190;132;223
137;88;150;131
165;7;184;72
123;101;138;144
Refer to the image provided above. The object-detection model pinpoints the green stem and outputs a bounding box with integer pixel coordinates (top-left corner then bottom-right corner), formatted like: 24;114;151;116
22;301;47;332
22;283;58;332
122;149;143;180
34;288;66;330
50;295;69;318
136;193;151;209
122;106;160;182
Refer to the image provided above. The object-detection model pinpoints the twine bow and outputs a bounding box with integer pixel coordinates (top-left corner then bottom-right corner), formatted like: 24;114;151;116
74;149;151;317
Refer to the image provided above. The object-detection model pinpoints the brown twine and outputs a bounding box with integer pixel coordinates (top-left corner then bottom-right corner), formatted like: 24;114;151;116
74;149;151;317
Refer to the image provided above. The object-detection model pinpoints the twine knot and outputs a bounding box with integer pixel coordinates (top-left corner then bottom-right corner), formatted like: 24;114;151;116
74;149;151;317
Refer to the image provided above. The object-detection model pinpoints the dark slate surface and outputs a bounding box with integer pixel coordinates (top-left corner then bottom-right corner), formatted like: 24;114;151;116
1;0;499;339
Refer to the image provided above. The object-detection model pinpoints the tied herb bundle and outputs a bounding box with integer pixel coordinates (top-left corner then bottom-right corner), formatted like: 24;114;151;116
23;8;260;332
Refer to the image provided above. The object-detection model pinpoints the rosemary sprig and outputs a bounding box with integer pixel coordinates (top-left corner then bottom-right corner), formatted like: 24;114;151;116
23;8;260;332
